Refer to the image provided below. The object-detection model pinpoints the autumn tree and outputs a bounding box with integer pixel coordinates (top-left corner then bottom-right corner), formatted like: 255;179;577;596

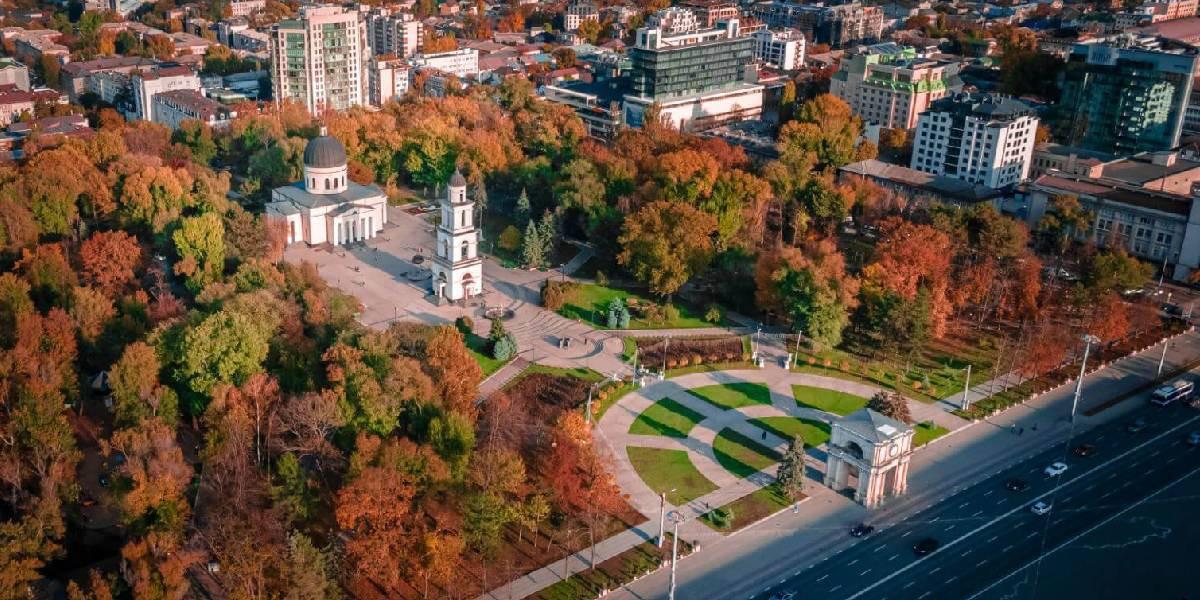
867;391;911;423
423;325;483;418
755;240;859;349
335;465;417;592
80;230;143;298
618;201;718;298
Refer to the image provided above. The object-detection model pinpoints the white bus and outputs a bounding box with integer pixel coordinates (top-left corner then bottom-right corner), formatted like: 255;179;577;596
1151;380;1194;406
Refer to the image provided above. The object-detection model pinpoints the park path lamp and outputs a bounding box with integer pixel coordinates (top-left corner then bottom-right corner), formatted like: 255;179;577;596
960;364;972;410
1069;334;1101;423
657;489;676;548
1158;339;1170;378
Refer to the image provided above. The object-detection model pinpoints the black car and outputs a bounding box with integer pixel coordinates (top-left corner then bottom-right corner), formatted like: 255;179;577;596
1005;478;1029;492
1073;443;1096;457
850;523;875;537
1127;419;1148;434
913;538;940;556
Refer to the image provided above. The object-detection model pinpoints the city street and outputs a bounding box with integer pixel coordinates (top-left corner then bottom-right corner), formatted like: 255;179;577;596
757;400;1200;600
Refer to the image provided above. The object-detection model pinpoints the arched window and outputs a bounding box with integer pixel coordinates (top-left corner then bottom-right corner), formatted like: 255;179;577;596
442;240;449;258
460;210;465;227
461;240;470;260
325;178;330;190
310;177;316;189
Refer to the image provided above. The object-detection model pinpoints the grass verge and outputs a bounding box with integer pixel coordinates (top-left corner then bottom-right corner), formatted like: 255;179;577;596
698;483;797;533
558;283;718;329
628;398;707;438
792;384;869;416
748;417;831;448
626;447;718;506
687;383;772;411
712;428;783;478
466;332;509;377
912;421;950;447
531;535;692;600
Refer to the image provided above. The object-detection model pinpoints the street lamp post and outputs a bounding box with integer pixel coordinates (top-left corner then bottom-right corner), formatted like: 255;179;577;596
1070;334;1100;422
668;513;682;600
1158;339;1170;378
960;364;972;410
657;492;666;547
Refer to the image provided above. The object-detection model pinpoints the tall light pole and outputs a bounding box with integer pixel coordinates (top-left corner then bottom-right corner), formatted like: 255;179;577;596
1157;339;1170;378
657;489;675;547
668;512;682;600
1070;334;1100;423
960;364;972;410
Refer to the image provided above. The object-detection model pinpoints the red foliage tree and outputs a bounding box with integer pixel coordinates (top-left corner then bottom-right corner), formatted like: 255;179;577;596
80;230;143;297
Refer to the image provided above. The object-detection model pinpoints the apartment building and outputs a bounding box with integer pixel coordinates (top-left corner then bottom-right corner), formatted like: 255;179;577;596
831;43;962;130
0;58;30;91
910;93;1038;189
410;48;479;78
229;0;266;18
130;64;202;122
564;0;600;32
153;89;237;130
367;56;410;106
678;0;740;28
365;7;424;59
270;5;368;113
752;28;806;71
1055;36;1199;155
751;1;882;48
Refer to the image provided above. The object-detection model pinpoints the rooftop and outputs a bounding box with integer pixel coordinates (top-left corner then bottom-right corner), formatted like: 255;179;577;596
840;159;1004;203
1034;174;1192;216
836;408;912;444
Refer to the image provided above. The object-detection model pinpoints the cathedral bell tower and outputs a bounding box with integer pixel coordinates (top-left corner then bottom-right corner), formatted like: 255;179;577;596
430;169;483;302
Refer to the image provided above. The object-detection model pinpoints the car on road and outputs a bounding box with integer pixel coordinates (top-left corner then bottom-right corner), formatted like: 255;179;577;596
913;537;940;556
1187;431;1200;446
1072;443;1096;457
1006;478;1030;491
850;523;875;537
1044;462;1069;477
1127;418;1148;434
1030;501;1052;515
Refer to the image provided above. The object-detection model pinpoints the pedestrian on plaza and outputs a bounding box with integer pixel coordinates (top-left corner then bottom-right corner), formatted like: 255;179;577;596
1032;423;1038;431
761;430;767;441
1019;427;1024;435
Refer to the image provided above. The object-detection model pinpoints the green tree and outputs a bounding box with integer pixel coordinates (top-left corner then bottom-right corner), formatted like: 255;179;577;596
172;120;217;165
1036;194;1091;254
497;225;522;251
515;188;531;224
428;412;475;480
172;212;225;292
521;220;544;268
283;533;340;600
776;433;806;500
462;491;514;556
175;305;276;407
402;131;457;192
271;452;313;525
1083;250;1152;293
110;341;178;427
798;177;847;234
618;201;718;298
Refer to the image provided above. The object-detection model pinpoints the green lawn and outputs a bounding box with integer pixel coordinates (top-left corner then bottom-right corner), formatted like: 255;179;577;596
748;417;831;448
792;385;869;416
712;428;783;478
557;283;716;330
628;397;708;438
591;381;636;422
465;332;508;377
912;421;950;447
686;383;772;411
666;361;757;378
699;483;796;533
626;447;718;506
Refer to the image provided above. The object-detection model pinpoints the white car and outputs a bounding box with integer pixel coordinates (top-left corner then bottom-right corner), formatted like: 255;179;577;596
1044;462;1069;477
1030;501;1052;515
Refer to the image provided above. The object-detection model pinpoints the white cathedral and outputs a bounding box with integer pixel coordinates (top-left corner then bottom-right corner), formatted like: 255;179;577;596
266;133;388;246
430;169;483;301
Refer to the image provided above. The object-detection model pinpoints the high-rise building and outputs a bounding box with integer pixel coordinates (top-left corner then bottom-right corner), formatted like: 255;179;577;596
831;43;962;130
751;1;882;48
752;28;806;71
564;0;599;32
910;93;1038;189
678;0;740;28
365;7;423;58
270;5;367;114
1055;37;1199;155
367;56;410;106
626;7;762;130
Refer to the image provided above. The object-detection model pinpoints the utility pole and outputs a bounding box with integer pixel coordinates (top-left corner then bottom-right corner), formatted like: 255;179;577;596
960;364;972;410
1158;339;1170;378
585;385;594;424
668;516;681;600
657;492;666;547
1070;335;1100;423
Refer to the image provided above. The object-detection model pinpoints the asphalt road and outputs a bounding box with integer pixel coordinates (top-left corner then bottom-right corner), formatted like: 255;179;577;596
757;400;1200;600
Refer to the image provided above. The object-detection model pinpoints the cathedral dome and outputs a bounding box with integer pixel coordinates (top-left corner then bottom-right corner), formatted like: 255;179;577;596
303;136;347;169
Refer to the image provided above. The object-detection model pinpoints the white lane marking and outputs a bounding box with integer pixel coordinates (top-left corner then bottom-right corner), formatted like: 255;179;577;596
860;569;872;576
903;582;915;589
1003;544;1014;552
889;554;899;561
984;490;994;497
843;413;1200;600
987;535;998;542
901;531;912;538
874;545;886;553
848;559;859;566
817;574;828;582
946;524;957;531
973;510;984;517
965;465;1200;600
931;567;942;574
830;585;841;593
958;502;970;508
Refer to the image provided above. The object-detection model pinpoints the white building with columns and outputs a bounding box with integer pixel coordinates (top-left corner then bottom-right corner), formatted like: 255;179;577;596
430;170;483;301
824;407;913;508
267;134;388;246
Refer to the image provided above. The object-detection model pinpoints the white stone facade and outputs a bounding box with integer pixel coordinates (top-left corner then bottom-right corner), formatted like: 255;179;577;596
911;93;1038;189
824;409;913;508
430;172;483;301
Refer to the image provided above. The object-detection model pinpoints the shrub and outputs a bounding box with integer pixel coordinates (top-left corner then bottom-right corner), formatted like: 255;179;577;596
704;304;723;324
823;358;832;368
542;280;576;311
492;333;518;361
708;507;734;529
663;303;681;323
840;360;850;371
488;317;507;343
455;316;474;335
595;270;608;286
606;297;630;328
497;225;522;251
691;353;703;366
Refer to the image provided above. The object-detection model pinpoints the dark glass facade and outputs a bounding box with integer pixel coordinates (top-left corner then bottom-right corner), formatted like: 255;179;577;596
629;36;754;99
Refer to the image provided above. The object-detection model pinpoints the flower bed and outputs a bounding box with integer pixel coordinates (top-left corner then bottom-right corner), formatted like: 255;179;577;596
633;335;749;372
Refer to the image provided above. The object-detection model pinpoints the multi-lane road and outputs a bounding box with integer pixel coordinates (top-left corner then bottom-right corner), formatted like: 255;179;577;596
757;400;1200;600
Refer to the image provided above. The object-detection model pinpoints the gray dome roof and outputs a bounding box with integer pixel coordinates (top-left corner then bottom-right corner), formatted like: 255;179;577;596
303;136;347;169
449;168;467;187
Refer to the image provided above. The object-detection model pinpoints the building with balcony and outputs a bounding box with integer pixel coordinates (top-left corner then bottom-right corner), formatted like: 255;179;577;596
752;28;806;71
365;7;424;59
410;48;479;78
367;56;410;106
270;5;367;114
750;1;882;48
564;0;600;32
152;89;237;130
831;43;962;130
678;0;741;28
1055;36;1199;156
911;93;1038;189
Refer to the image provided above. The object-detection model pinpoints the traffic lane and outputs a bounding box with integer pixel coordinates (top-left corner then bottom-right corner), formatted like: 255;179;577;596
971;463;1200;600
769;410;1200;600
881;435;1200;600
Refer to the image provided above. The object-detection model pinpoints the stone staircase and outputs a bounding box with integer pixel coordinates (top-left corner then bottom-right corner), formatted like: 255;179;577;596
506;308;590;346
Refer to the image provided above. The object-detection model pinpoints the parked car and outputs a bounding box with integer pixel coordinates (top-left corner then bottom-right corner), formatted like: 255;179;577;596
1187;431;1200;446
1072;443;1096;457
1044;462;1069;477
1127;418;1148;434
913;537;940;556
850;523;875;537
1006;478;1030;492
1030;501;1052;516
